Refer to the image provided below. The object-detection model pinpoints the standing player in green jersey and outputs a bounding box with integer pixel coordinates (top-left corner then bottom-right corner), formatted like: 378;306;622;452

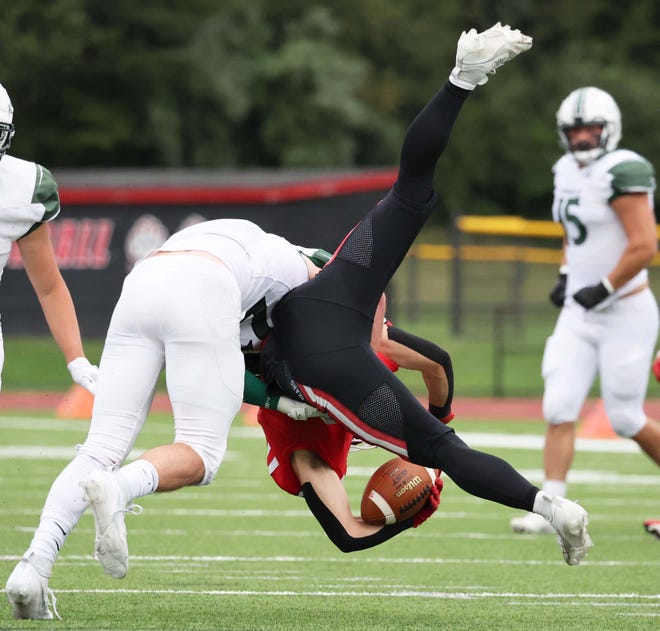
511;86;660;535
0;83;97;394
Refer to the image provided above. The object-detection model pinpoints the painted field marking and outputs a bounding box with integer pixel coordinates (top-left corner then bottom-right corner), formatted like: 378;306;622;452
2;554;659;568
2;586;656;603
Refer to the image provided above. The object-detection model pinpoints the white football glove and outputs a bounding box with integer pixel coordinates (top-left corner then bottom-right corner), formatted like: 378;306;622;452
349;437;377;452
275;396;321;421
67;357;99;395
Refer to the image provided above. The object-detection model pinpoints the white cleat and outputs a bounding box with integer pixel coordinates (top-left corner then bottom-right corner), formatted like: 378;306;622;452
450;22;533;90
5;555;59;620
510;511;555;535
546;496;593;566
81;470;141;579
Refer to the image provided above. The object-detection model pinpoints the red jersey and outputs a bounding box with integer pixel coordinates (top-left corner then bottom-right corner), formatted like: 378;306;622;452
257;409;353;496
258;321;399;496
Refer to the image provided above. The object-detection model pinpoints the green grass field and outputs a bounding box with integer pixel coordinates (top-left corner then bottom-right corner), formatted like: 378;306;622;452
1;411;659;630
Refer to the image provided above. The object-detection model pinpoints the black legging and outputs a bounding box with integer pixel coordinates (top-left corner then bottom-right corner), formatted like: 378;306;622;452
265;82;539;511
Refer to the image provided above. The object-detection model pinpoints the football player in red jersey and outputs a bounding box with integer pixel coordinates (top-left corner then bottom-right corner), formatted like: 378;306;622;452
262;24;590;566
255;320;450;551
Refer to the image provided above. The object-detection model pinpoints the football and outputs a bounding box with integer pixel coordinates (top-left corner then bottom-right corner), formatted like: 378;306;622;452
360;457;439;525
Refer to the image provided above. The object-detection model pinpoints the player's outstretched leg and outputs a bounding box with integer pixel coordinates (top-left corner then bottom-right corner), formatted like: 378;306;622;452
80;470;142;579
449;22;533;90
5;553;59;620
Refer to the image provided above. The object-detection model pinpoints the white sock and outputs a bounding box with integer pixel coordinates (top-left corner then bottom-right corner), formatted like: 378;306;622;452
27;454;101;571
543;479;567;498
24;552;53;580
26;520;61;576
115;459;159;503
532;491;553;520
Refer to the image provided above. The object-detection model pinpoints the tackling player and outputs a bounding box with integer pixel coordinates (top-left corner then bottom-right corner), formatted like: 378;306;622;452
5;219;322;620
0;83;98;395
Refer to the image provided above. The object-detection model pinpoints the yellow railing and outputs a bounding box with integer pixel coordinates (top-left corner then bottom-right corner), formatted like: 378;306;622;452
456;215;563;238
408;215;660;265
411;243;562;264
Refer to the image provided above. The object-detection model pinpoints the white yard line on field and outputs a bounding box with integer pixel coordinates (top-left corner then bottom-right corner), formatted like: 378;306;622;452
0;585;657;603
0;416;642;453
2;554;660;568
0;430;642;462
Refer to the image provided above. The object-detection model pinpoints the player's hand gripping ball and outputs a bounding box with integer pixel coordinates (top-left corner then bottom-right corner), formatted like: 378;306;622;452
360;457;440;525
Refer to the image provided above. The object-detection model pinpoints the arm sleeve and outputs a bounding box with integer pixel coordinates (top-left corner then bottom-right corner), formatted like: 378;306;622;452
386;325;454;415
243;370;281;410
298;247;333;268
33;164;61;221
608;158;656;201
301;482;413;552
20;164;61;239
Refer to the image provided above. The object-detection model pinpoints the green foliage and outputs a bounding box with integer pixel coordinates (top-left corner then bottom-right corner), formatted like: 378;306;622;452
254;8;373;166
0;0;658;217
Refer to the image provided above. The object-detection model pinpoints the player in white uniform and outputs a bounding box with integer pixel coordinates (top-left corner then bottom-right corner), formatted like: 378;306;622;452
510;86;660;534
5;218;320;619
0;83;98;394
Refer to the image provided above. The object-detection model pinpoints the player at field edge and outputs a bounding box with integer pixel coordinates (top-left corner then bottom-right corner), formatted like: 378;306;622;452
0;83;98;396
510;86;660;536
262;23;593;567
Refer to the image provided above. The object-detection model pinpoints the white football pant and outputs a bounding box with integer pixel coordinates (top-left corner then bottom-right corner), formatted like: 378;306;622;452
542;289;659;437
79;254;244;484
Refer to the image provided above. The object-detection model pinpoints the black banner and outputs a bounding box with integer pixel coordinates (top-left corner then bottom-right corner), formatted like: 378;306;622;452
2;190;389;337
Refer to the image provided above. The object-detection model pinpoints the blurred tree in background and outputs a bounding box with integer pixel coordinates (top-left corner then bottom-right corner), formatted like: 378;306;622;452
0;0;658;219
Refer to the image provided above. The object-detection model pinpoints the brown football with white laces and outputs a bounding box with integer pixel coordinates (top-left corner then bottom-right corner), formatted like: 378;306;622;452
360;457;438;525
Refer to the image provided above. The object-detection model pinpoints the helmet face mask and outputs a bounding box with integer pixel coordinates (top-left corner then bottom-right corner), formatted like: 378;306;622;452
0;83;15;159
556;87;621;166
0;123;14;157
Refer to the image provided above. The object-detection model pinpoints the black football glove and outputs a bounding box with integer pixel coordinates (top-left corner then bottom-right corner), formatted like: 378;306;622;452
549;272;567;307
573;281;612;309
